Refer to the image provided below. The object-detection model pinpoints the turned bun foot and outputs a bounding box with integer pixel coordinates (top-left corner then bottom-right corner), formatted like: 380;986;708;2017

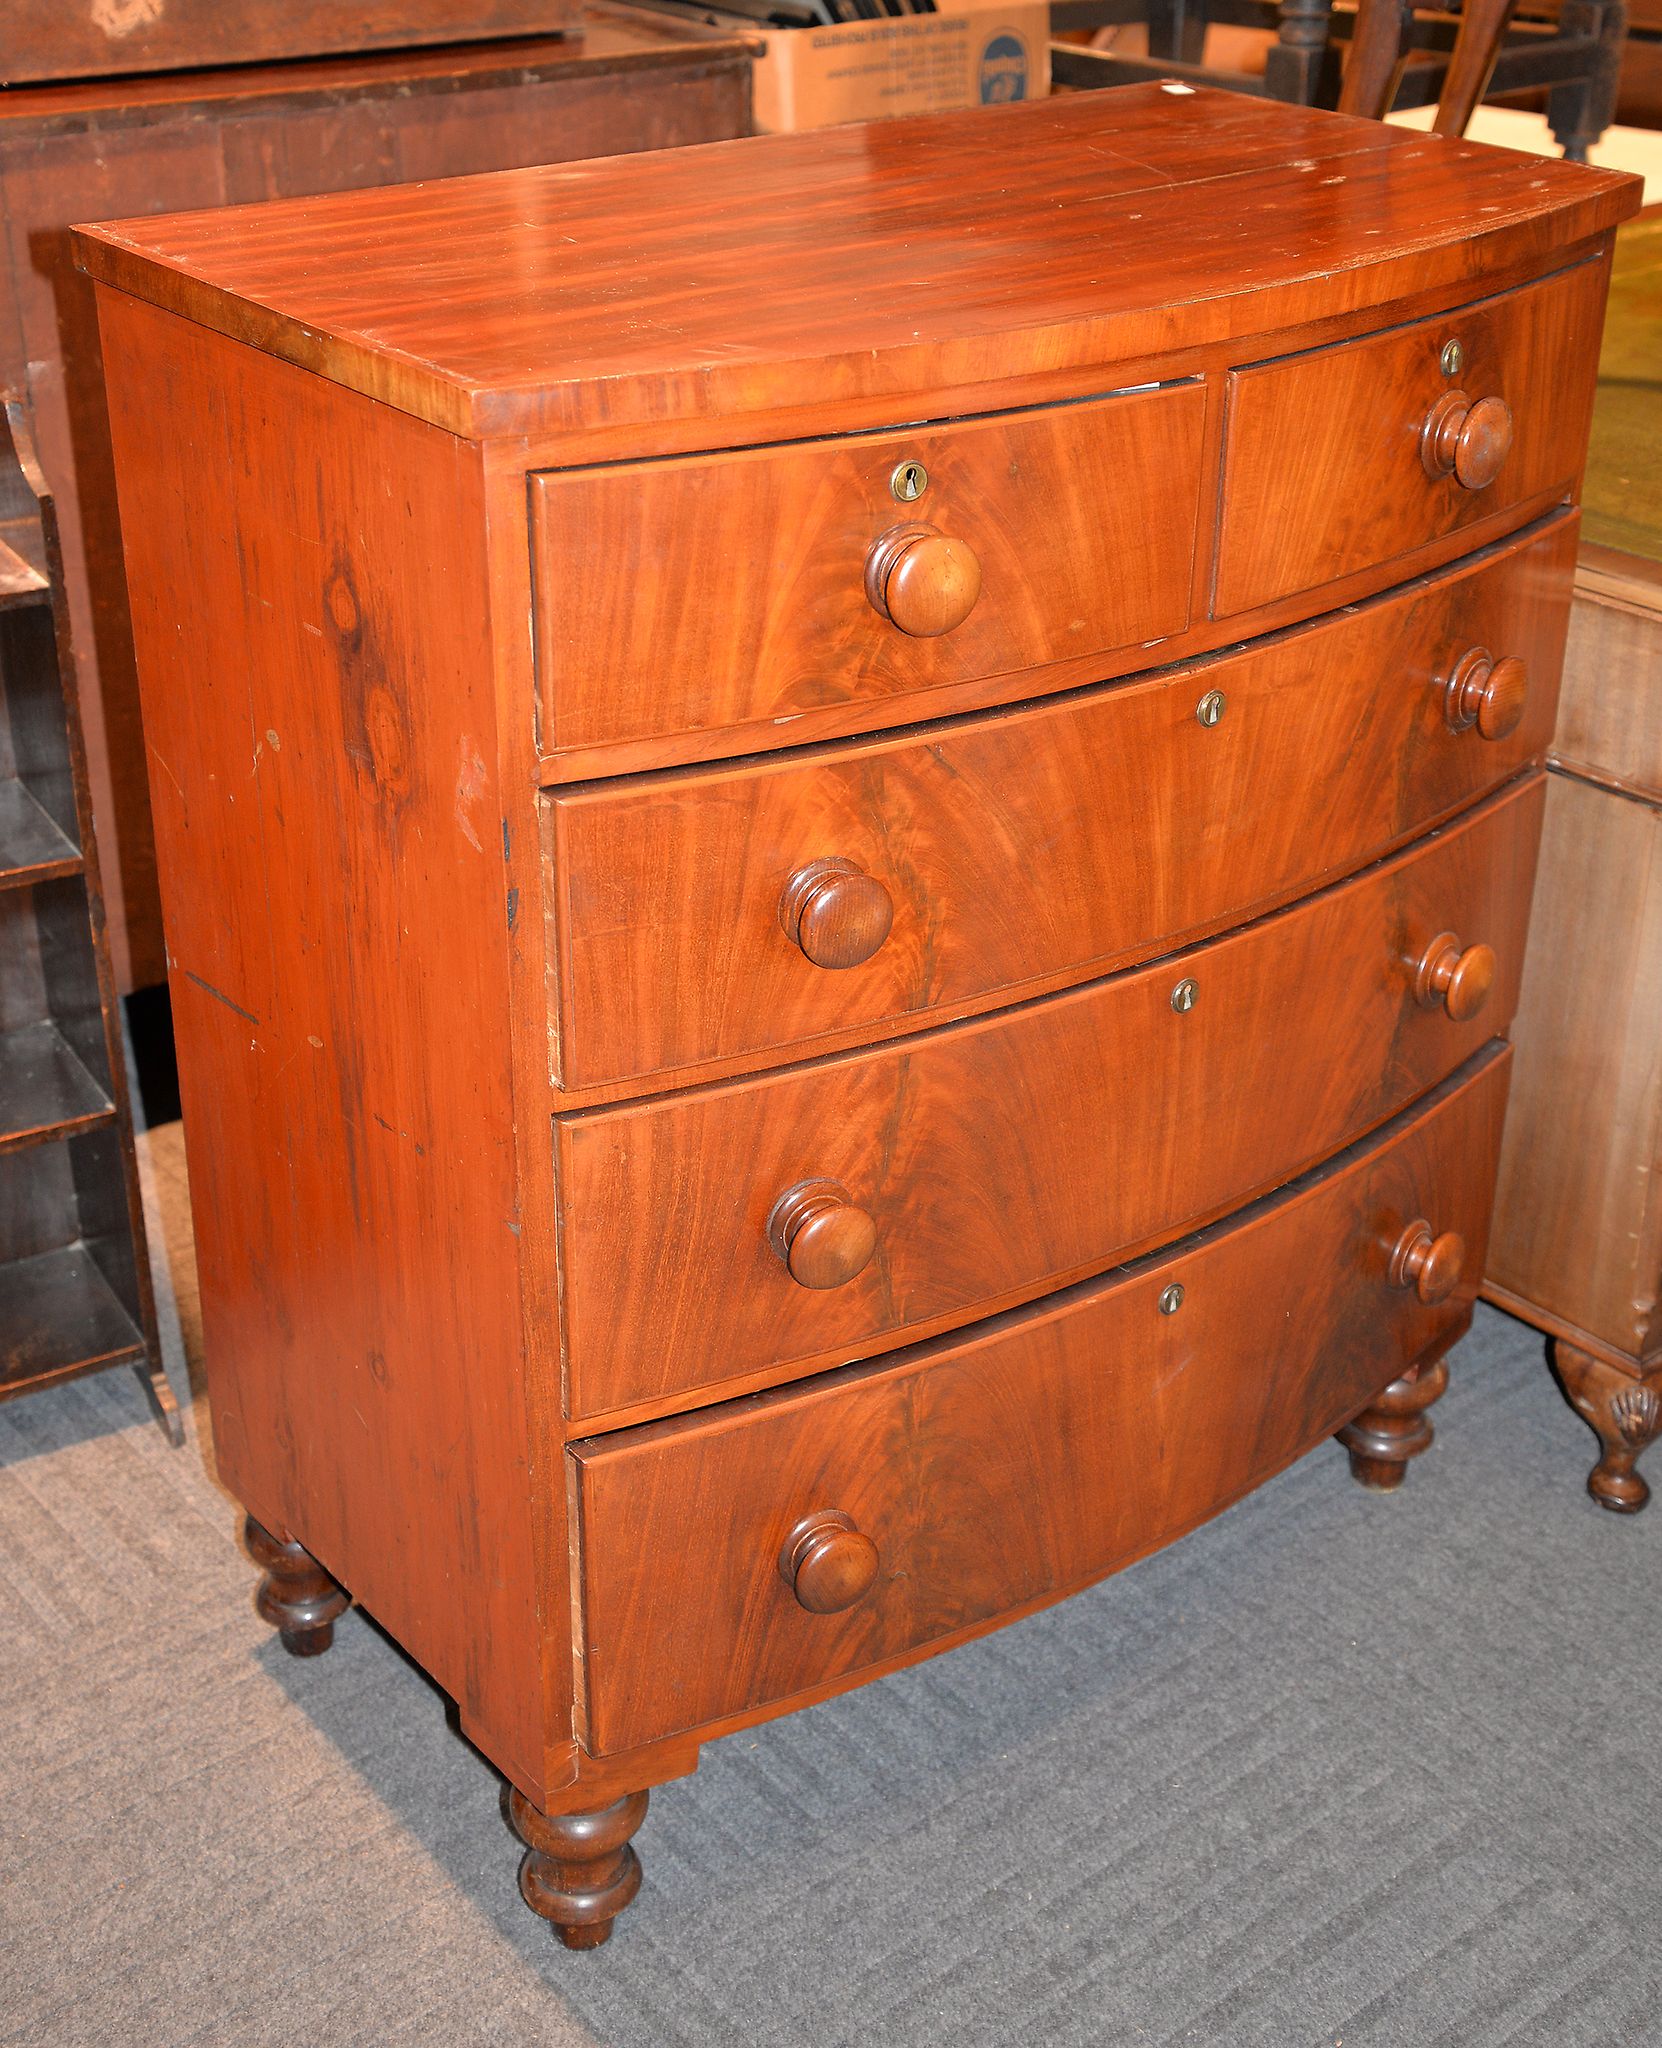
1553;1343;1662;1516
245;1514;350;1656
509;1788;649;1950
1337;1357;1450;1491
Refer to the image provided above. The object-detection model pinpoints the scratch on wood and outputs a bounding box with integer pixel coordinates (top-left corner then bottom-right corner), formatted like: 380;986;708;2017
182;968;258;1024
148;743;186;802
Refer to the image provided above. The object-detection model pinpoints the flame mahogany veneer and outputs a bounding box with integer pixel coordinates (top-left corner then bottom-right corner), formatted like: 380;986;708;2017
77;89;1639;1950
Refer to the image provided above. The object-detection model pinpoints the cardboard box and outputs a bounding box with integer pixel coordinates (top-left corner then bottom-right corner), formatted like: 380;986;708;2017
673;0;1049;133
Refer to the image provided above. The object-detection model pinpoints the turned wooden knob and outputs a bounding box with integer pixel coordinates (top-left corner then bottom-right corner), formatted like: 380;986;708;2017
865;523;982;637
780;1509;880;1614
779;858;893;970
1420;391;1513;490
1389;1220;1466;1304
767;1179;877;1290
1444;649;1528;740
1413;931;1496;1021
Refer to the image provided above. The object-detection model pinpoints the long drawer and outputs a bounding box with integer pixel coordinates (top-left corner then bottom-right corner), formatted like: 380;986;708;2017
529;381;1207;764
546;514;1575;1091
571;1046;1511;1755
557;777;1542;1420
1216;258;1607;618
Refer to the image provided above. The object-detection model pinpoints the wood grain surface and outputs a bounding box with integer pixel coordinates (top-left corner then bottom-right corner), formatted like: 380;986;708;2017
557;778;1542;1423
71;89;1640;442
95;290;551;1791
571;1048;1511;1755
530;384;1206;760
1549;558;1662;803
545;513;1575;1094
1486;768;1662;1368
1216;258;1609;616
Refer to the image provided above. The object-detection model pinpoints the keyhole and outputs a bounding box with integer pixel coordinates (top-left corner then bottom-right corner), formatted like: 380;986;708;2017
1171;978;1198;1014
891;460;928;503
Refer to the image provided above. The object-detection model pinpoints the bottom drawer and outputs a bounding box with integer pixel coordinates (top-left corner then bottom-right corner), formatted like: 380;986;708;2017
572;1045;1510;1757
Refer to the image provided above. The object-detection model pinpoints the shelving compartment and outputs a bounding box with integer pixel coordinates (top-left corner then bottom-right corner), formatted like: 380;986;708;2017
0;569;82;887
0;880;116;1152
0;406;177;1439
0;1126;148;1399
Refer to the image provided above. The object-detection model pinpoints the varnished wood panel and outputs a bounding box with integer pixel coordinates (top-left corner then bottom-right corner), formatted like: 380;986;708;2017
573;1048;1511;1755
1215;259;1610;617
1486;768;1662;1366
1550;554;1662;803
530;385;1206;762
547;514;1576;1092
72;90;1640;442
558;779;1543;1422
95;291;550;1788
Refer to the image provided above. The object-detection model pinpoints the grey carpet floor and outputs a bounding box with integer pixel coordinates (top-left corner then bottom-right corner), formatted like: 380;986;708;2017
1;1123;1659;2048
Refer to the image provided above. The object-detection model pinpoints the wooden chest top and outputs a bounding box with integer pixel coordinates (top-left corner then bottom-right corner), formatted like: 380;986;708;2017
73;86;1638;442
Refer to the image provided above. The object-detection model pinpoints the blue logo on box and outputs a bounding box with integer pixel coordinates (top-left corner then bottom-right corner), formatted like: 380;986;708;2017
979;31;1029;102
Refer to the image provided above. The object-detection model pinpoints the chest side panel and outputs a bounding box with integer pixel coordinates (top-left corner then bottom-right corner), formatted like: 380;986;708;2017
97;289;551;1791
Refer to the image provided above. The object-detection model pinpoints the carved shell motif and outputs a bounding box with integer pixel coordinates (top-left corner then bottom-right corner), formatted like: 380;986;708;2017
1611;1385;1662;1448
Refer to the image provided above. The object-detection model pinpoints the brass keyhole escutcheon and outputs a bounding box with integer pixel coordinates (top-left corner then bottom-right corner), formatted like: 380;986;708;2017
1196;689;1226;728
1171;977;1198;1013
1158;1282;1186;1315
1440;338;1465;378
891;459;928;503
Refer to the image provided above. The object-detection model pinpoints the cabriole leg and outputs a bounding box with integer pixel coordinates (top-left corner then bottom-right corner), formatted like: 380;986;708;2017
1553;1343;1662;1516
1337;1356;1450;1491
509;1788;650;1951
245;1514;349;1656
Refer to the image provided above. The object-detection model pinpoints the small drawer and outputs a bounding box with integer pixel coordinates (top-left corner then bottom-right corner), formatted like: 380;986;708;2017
1215;259;1609;619
571;1046;1511;1756
529;383;1207;765
557;777;1542;1421
547;514;1575;1090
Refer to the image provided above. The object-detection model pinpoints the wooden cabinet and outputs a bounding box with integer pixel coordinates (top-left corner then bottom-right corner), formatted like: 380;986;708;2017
1485;548;1662;1510
79;89;1636;1951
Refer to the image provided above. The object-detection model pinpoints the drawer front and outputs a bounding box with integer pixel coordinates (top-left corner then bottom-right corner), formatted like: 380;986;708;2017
1215;259;1608;619
530;383;1206;762
549;515;1575;1090
558;777;1542;1420
572;1047;1511;1755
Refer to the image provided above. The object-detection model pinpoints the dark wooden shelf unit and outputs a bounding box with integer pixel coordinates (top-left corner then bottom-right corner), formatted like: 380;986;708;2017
0;400;177;1441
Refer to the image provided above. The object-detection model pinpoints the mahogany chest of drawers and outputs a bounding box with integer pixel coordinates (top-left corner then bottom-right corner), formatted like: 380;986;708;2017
77;90;1639;1948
